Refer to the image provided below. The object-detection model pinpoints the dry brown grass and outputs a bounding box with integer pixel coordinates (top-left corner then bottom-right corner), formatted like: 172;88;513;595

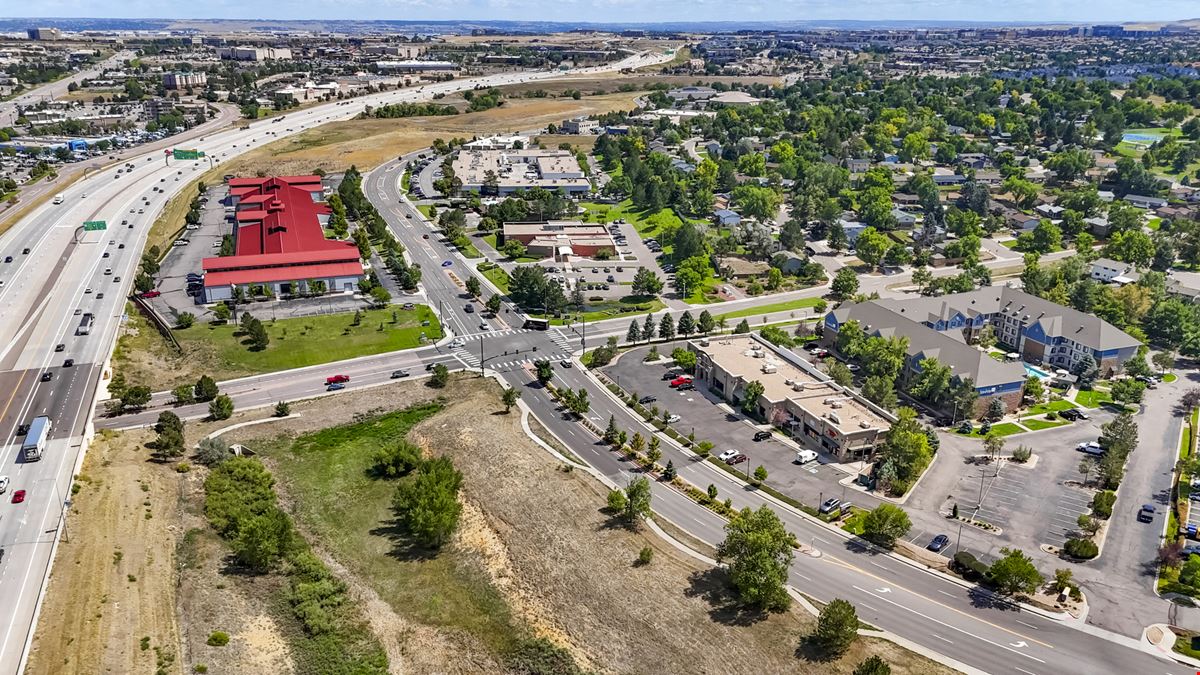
495;74;782;96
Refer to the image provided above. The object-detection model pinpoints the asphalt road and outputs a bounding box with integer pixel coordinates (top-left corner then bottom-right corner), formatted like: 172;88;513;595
0;48;674;673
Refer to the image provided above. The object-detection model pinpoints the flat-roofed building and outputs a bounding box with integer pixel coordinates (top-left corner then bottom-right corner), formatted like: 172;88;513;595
162;71;207;90
502;220;613;260
690;334;895;462
453;149;590;196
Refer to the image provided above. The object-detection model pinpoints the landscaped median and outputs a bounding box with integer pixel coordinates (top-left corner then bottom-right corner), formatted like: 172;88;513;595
1159;407;1200;598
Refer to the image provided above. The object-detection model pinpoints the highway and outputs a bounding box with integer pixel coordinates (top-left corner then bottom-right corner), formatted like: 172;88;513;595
0;51;132;128
93;156;1198;675
0;48;672;674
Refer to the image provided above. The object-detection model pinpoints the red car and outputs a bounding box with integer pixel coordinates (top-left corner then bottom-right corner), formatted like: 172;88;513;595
140;290;161;298
669;376;693;388
11;489;25;504
725;453;748;465
325;374;351;385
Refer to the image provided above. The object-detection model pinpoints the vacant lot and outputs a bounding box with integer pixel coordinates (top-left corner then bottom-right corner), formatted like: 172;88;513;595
232;376;954;674
113;304;440;391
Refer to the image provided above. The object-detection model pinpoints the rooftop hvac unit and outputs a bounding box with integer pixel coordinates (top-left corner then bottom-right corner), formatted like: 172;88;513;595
793;382;805;391
761;364;777;374
827;412;841;425
831;402;843;409
784;378;794;386
823;397;836;404
859;420;872;429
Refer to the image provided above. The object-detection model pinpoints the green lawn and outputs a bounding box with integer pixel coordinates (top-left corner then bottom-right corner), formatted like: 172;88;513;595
175;306;441;376
417;204;433;218
1075;389;1113;409
1022;418;1070;431
1165;373;1179;383
577;199;705;241
715;297;825;322
252;403;525;658
452;235;482;259
543;296;665;324
956;422;1024;438
1147;217;1162;231
1025;399;1077;415
684;272;726;304
479;265;511;293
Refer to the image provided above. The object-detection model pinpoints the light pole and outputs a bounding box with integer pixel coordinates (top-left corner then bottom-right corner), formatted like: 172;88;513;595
976;465;986;509
954;519;964;556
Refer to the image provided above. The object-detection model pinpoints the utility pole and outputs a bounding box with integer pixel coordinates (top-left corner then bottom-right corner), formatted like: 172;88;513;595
479;335;484;377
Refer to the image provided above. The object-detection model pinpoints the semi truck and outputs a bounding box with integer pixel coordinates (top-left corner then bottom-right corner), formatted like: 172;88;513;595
22;416;51;461
77;312;94;335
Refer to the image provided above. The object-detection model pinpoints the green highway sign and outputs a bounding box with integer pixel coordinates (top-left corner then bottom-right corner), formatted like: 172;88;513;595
82;220;107;231
172;149;205;160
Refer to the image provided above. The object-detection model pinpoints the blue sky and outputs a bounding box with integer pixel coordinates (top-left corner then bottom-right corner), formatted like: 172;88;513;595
15;1;1200;24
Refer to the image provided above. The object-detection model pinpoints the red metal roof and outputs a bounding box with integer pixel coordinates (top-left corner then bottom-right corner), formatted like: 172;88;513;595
235;209;268;222
203;261;364;287
222;176;337;257
202;246;359;272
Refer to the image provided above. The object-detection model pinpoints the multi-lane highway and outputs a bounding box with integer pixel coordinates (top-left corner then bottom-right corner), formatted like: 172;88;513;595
0;48;672;673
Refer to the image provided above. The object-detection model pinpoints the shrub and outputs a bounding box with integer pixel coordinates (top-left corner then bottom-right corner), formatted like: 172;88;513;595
606;489;628;513
1011;445;1032;463
1064;538;1098;559
953;551;990;582
1092;490;1116;519
206;631;230;647
1046;411;1058;420
637;546;654;565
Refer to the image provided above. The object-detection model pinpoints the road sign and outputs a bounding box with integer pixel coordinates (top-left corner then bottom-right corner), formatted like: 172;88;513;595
82;220;107;231
172;149;205;160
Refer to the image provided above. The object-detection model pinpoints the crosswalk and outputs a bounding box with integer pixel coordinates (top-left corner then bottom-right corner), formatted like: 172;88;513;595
456;327;537;341
452;348;571;371
549;328;573;351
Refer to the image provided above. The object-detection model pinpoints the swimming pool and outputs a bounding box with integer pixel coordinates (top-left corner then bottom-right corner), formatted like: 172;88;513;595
1023;363;1052;379
1123;133;1160;143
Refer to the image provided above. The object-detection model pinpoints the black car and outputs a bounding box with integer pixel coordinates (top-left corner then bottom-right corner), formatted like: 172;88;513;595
390;369;410;378
927;534;951;553
662;370;682;381
464;304;474;313
63;359;74;367
3;256;10;263
753;430;771;442
1137;504;1156;523
425;363;436;371
40;372;52;382
676;383;695;391
55;344;65;352
803;341;821;350
22;248;29;254
638;395;657;404
1060;409;1089;421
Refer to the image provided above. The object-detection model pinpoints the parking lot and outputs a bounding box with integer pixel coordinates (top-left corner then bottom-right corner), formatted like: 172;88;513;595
149;183;231;321
602;342;885;513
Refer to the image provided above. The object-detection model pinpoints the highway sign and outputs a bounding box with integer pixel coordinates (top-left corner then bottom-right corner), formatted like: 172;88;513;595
172;149;205;160
82;220;107;231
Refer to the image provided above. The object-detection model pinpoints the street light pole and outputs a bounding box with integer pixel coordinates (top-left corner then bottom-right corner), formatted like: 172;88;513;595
977;465;986;509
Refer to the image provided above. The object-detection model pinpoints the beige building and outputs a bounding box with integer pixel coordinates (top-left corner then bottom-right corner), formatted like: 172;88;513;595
690;335;894;462
452;149;591;196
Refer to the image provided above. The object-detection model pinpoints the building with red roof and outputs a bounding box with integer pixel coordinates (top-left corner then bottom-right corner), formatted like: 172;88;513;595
201;176;364;303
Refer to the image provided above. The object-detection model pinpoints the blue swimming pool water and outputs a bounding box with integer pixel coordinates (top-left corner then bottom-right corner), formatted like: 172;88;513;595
1023;363;1052;379
1123;133;1160;143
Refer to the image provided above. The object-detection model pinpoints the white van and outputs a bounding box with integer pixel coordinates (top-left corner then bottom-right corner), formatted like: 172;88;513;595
795;449;818;465
52;193;64;204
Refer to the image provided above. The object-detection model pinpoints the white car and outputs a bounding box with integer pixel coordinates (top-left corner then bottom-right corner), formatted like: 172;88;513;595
0;475;9;494
717;449;739;462
1076;441;1103;456
449;338;465;348
666;414;681;423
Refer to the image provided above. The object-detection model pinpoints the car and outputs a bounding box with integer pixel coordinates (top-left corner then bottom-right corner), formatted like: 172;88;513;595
118;244;125;249
74;308;82;316
808;348;829;358
795;449;818;464
3;256;10;263
84;288;92;294
11;490;25;504
606;275;615;282
662;370;683;381
669;376;693;388
22;248;29;254
926;534;951;552
103;252;110;258
402;303;415;310
479;322;490;331
726;453;748;465
677;382;695;391
63;359;74;367
114;276;120;283
0;476;8;494
40;372;52;382
326;382;345;391
325;374;350;385
1076;441;1103;456
423;233;429;239
717;449;740;462
1060;409;1089;421
1137;504;1156;523
665;414;681;423
753;430;772;442
16;424;29;435
818;498;842;514
141;290;161;298
390;370;410;378
449;338;465;348
463;303;475;313
846;363;861;372
441;260;453;267
54;343;65;352
638;395;657;404
97;293;104;299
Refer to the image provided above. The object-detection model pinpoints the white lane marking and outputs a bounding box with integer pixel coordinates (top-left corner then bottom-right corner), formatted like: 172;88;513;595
932;634;954;644
938;590;955;598
1017;620;1038;629
1014;668;1038;675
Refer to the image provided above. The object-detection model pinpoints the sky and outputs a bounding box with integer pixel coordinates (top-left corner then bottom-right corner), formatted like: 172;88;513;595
10;0;1200;24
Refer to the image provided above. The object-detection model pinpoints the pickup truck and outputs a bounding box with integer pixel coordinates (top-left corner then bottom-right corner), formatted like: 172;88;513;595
325;374;351;385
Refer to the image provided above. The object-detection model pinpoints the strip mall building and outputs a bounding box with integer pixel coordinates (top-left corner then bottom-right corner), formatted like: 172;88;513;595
201;176;364;303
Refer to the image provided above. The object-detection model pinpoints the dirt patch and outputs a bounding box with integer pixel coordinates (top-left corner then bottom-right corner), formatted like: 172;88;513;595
25;428;183;675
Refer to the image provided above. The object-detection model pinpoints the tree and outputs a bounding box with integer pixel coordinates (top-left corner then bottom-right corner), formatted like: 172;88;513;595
465;276;481;297
862;375;897;410
606;489;628;513
623;476;652;525
753;465;768;483
698;310;715;334
985;397;1006;422
121;385;152;410
626;320;641;344
534;359;554;384
195;437;229;466
1110;378;1146;406
371;441;423;478
828;221;848;252
502;239;526;259
853;655;891;675
485;294;502;314
1078;456;1097;487
831;268;859;300
1099;412;1139;456
212;303;231;323
989;547;1043;596
658;313;675;340
862;504;912;548
741;380;765;415
231;509;293;571
1152;350;1175;374
734;319;751;334
501;387;521;413
172;384;195;405
429;363;449;388
827;361;854;387
209;394;234;420
909;357;952;405
812;598;859;657
1023;375;1044;404
392;456;463;548
672;347;697;373
631;267;664;296
854;227;893;268
1072;354;1099;389
677;311;696;337
194;375;219;402
717;505;794;611
177;312;195;329
874;408;931;494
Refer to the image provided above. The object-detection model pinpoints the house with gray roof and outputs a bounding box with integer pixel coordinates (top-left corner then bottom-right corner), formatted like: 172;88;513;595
823;286;1141;415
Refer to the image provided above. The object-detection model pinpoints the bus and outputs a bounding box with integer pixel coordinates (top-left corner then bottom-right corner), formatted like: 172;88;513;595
523;317;550;331
22;416;51;461
77;312;94;335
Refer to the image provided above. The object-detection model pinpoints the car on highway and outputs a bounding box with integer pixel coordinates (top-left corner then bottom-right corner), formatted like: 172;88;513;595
464;303;474;313
478;323;490;331
22;248;29;254
753;430;771;442
11;489;25;504
449;338;465;348
55;344;64;352
84;288;92;294
63;359;74;367
924;534;951;553
326;382;346;391
441;260;453;267
390;370;410;379
97;292;104;299
40;372;52;382
1076;441;1103;456
325;374;351;385
818;498;842;514
3;256;10;263
717;449;740;462
1137;504;1156;523
0;476;8;494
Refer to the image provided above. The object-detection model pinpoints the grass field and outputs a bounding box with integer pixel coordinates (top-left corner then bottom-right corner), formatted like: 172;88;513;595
1022;418;1070;431
480;265;512;292
1025;399;1078;415
715;297;824;322
173;305;440;376
544;295;665;324
1075;389;1113;408
956;422;1024;438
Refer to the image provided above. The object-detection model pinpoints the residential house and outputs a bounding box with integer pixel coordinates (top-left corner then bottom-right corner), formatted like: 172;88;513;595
1089;258;1136;284
714;209;742;226
890;208;918;227
1125;194;1167;209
